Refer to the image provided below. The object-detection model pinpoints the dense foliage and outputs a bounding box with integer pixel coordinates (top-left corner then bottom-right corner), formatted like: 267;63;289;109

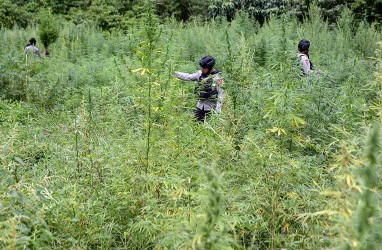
38;11;59;54
1;2;382;249
210;0;382;24
1;0;382;29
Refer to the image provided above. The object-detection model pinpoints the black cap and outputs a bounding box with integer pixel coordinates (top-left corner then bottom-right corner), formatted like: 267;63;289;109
199;55;216;69
29;38;37;45
298;39;310;52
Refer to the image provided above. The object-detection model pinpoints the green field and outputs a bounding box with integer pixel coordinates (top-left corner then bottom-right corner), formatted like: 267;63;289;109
1;3;382;249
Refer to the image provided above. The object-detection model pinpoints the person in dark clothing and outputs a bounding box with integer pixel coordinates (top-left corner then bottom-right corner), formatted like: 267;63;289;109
175;55;224;122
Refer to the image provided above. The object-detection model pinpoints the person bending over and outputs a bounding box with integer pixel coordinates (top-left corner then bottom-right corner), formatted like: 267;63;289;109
24;37;42;57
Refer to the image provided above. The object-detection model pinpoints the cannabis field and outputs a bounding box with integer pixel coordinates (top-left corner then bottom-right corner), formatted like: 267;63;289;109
1;4;382;250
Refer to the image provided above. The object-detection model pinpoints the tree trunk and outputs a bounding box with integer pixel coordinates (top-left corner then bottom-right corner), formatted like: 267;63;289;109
44;47;50;57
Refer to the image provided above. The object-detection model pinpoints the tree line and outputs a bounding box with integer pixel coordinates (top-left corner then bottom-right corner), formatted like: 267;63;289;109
1;0;382;30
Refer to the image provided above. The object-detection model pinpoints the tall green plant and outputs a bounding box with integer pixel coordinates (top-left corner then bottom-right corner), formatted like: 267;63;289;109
351;125;381;249
197;167;226;250
370;42;382;123
133;0;161;173
38;10;59;56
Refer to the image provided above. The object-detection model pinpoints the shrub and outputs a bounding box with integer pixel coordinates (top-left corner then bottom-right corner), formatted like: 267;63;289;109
38;11;59;56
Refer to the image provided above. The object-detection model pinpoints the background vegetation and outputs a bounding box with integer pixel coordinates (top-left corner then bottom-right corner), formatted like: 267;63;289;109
1;1;382;249
1;0;382;29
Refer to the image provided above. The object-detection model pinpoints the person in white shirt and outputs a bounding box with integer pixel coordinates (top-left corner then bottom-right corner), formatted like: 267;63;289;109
297;39;314;75
24;38;42;57
175;55;224;122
